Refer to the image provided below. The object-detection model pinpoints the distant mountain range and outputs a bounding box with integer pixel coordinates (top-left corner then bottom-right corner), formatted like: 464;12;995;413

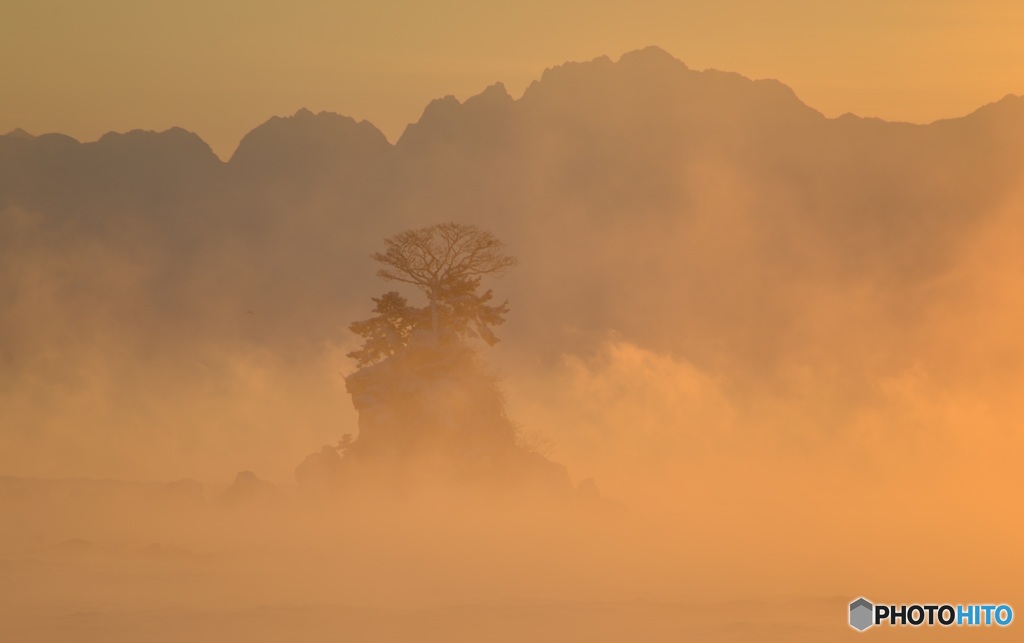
2;45;1023;410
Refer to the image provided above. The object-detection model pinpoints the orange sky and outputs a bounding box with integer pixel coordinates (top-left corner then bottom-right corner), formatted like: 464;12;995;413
3;0;1023;159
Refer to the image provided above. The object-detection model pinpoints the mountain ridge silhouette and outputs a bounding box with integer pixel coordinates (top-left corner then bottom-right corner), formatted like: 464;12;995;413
4;47;1022;164
2;45;1024;423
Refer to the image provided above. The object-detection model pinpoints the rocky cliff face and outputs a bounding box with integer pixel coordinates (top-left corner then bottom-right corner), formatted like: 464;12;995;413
330;337;573;496
346;339;514;455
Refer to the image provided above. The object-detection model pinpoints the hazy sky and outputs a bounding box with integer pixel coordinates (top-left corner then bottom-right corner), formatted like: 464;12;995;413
3;0;1023;158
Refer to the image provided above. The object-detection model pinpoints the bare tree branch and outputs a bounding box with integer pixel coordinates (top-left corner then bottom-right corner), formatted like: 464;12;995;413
369;223;517;336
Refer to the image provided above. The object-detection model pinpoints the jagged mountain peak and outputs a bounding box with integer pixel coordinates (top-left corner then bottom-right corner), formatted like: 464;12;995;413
93;126;218;157
516;48;819;120
465;82;513;106
237;108;384;141
4;127;33;139
418;95;462;121
397;83;517;150
960;93;1024;121
618;45;689;70
228;108;391;175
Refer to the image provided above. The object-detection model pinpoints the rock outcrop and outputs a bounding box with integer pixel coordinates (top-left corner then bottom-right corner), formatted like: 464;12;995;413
297;336;575;497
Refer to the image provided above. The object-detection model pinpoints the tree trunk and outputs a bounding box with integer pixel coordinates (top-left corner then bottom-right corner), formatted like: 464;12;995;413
429;281;439;338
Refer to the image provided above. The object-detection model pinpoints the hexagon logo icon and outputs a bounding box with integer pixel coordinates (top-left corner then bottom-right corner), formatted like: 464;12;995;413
850;598;874;631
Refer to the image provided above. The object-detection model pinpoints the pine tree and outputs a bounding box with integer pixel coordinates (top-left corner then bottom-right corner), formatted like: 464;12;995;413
346;291;422;367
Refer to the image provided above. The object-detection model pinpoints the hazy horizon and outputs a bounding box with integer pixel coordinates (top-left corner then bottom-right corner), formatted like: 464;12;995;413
5;0;1024;159
2;31;1022;643
6;47;1024;161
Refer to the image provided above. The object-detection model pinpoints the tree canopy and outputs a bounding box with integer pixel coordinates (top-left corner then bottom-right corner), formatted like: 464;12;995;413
347;223;516;367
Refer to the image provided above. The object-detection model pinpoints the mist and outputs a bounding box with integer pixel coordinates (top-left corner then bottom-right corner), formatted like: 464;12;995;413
2;48;1023;641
